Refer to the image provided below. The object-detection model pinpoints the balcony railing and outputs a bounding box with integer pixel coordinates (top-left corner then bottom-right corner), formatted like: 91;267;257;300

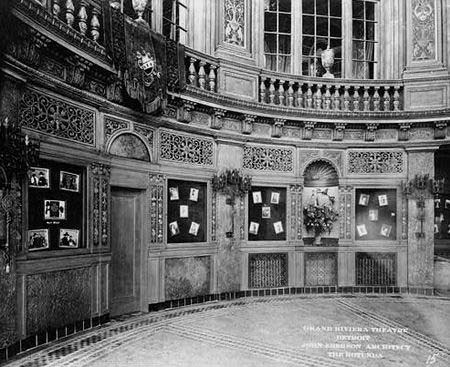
185;49;219;93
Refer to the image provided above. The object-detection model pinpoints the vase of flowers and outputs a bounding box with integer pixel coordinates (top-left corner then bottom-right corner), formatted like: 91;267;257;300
303;204;339;244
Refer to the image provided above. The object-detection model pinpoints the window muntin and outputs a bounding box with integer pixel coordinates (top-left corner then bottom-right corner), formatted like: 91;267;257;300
264;0;292;73
163;0;187;43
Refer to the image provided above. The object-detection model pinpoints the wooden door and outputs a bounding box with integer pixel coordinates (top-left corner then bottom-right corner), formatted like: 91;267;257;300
110;188;143;316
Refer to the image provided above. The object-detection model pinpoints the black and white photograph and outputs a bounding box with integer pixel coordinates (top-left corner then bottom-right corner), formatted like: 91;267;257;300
270;191;280;204
380;224;393;238
273;221;284;234
44;200;66;220
252;191;262;204
169;187;179;201
27;229;49;251
189;188;199;201
188;221;200;236
59;171;80;192
368;209;379;221
248;221;259;235
378;194;388;207
59;229;79;248
261;205;271;219
179;205;188;218
29;167;50;188
168;221;179;237
358;193;369;206
356;224;368;237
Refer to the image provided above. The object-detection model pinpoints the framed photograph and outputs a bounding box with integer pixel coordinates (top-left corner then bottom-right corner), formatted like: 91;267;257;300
252;191;262;204
435;199;441;209
189;221;200;236
356;224;368;237
273;221;284;234
169;187;179;201
44;200;66;220
29;167;50;189
179;205;189;218
59;171;80;192
358;194;369;206
189;188;199;202
249;221;259;235
59;229;79;248
378;194;388;207
169;221;180;237
270;192;280;204
262;206;271;219
380;224;392;237
445;199;450;209
27;229;49;251
368;209;379;221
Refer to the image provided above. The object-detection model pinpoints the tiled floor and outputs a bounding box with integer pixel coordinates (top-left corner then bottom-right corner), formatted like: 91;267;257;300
4;294;450;367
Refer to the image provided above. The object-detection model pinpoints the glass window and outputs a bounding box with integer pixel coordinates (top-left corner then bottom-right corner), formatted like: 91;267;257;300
163;0;187;43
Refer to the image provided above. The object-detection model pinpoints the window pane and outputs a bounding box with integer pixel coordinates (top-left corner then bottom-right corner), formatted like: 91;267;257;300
365;1;375;20
316;37;328;51
365;41;375;61
303;15;315;35
316;0;328;16
279;13;291;33
279;0;291;12
302;36;315;55
353;41;365;60
264;13;277;32
264;34;277;52
330;1;341;17
316;16;328;36
352;61;366;78
302;0;314;14
265;55;277;71
330;18;341;38
278;56;291;73
279;35;291;54
333;59;342;78
264;0;277;11
330;37;342;57
352;0;364;19
302;56;316;76
353;20;364;39
366;22;375;40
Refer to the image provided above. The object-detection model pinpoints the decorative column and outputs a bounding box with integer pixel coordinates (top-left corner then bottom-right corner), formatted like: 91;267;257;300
148;174;164;245
89;163;111;249
289;185;303;242
405;148;437;289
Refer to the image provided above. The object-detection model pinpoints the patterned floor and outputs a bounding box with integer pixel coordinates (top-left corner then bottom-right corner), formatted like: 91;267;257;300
5;294;450;367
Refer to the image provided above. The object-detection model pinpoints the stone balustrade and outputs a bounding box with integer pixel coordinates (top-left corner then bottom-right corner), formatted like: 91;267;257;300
259;74;403;112
185;50;219;93
40;0;103;45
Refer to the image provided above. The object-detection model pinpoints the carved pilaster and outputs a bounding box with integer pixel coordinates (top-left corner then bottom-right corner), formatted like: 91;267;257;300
398;123;412;141
333;123;346;141
411;0;437;62
148;174;165;244
339;186;353;240
434;121;447;139
211;108;226;130
241;114;255;135
365;123;378;142
211;190;217;242
90;163;111;248
303;121;316;140
176;101;197;123
289;185;303;241
271;118;285;138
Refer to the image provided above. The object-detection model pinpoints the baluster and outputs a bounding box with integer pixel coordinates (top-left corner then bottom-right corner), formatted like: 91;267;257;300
383;86;391;111
78;1;88;35
188;58;197;86
278;80;285;106
296;85;304;108
393;86;400;111
53;0;61;17
208;65;216;92
343;86;350;111
91;8;101;42
373;87;381;111
314;85;322;109
65;0;74;27
198;61;206;89
332;87;340;110
287;82;294;107
269;79;275;105
306;85;313;109
353;87;360;111
260;79;266;103
324;85;331;110
363;88;370;111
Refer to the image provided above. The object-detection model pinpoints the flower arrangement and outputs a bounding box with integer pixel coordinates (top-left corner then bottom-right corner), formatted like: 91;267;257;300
212;169;252;201
303;204;339;236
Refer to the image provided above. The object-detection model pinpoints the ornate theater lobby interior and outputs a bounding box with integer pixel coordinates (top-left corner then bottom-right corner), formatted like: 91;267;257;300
5;294;450;367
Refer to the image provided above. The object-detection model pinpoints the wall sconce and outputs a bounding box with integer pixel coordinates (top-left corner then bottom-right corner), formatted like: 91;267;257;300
402;174;445;239
0;117;39;273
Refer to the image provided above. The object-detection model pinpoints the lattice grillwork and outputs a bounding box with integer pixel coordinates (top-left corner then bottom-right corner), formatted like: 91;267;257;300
356;252;396;286
248;253;288;288
305;252;337;286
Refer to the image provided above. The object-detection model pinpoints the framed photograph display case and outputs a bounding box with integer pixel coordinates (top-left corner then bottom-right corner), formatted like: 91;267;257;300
355;188;397;241
27;160;85;251
248;186;286;241
167;179;207;243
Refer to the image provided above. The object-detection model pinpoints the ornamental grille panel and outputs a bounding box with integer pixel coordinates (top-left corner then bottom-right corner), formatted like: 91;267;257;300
20;89;95;145
159;131;214;166
243;146;294;172
356;252;396;286
248;253;288;288
347;151;405;174
305;253;337;286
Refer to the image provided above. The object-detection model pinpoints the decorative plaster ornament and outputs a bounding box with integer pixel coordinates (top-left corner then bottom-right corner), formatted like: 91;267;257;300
321;46;335;78
132;0;148;22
